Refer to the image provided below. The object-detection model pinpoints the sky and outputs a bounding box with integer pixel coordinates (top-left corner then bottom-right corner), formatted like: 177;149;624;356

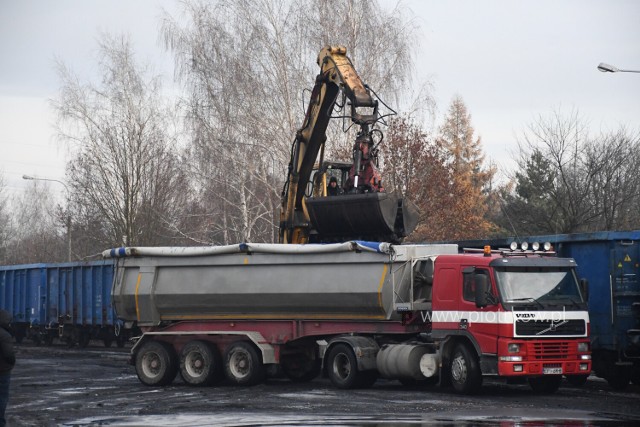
1;0;639;200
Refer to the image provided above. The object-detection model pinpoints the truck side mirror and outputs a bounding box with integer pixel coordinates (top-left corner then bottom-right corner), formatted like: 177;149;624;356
580;278;589;302
475;274;490;308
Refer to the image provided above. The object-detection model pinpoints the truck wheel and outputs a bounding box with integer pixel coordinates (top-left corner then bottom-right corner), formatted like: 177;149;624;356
326;344;361;389
529;376;562;393
281;355;321;383
566;374;589;387
449;343;482;394
224;341;265;386
607;372;629;390
180;340;222;386
135;341;178;386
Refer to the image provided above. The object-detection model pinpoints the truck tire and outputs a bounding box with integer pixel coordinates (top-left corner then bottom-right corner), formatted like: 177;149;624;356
326;343;361;389
607;372;629;390
136;341;179;386
281;355;321;383
224;341;265;386
528;376;562;393
180;340;222;386
565;374;589;387
449;343;482;394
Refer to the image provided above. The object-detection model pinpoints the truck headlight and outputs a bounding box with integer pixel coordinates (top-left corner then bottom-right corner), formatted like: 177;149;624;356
577;342;589;352
500;356;523;362
508;343;520;353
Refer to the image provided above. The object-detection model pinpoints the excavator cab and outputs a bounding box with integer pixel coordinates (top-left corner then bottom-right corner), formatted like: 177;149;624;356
279;46;419;244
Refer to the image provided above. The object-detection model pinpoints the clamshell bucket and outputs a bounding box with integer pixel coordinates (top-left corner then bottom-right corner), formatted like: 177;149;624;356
305;192;419;243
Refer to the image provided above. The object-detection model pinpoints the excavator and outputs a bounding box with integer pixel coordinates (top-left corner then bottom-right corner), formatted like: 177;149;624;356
279;45;418;244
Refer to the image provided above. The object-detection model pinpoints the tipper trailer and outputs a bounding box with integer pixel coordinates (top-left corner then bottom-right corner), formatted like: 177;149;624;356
107;242;591;394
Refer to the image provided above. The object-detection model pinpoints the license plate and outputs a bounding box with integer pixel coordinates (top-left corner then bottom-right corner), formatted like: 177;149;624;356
543;367;563;375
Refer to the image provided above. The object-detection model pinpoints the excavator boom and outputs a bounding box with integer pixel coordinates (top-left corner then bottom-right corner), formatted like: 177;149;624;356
279;46;418;244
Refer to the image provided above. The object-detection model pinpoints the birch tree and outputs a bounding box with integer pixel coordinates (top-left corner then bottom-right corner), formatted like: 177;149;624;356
161;0;424;243
53;34;188;250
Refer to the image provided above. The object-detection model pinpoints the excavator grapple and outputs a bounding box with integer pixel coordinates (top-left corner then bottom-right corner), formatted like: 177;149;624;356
306;193;419;243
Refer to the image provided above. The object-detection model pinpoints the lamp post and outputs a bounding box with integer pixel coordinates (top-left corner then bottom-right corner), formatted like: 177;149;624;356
22;175;72;262
597;63;640;73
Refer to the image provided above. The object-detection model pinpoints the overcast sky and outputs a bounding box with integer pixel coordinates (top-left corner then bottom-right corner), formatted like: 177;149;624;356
1;0;639;199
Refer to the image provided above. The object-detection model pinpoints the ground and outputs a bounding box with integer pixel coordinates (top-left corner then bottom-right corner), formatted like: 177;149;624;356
6;343;640;426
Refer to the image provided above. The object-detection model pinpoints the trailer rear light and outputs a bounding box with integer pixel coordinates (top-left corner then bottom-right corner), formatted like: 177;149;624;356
577;342;589;352
579;363;589;371
513;364;523;372
508;343;521;353
500;356;523;362
580;354;591;360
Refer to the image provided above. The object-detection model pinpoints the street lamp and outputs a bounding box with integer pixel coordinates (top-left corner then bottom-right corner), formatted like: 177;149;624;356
22;175;72;262
597;62;640;73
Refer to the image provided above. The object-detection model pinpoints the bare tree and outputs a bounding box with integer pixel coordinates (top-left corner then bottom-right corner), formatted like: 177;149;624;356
5;181;65;264
584;128;640;230
500;109;640;234
0;172;9;263
52;34;188;251
161;0;425;243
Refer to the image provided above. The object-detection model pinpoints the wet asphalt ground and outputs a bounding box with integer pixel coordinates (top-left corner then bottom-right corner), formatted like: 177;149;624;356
5;344;640;426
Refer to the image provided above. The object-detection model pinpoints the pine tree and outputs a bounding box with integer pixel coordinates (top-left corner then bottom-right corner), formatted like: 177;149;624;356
436;96;496;239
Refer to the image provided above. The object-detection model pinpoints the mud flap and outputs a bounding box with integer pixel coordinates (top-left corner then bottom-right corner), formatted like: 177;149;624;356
306;192;418;242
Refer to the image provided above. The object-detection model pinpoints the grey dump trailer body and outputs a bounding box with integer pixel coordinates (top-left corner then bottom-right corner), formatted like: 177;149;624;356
107;242;458;326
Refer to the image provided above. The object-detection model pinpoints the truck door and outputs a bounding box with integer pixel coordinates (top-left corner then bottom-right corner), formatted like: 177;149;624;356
460;267;499;355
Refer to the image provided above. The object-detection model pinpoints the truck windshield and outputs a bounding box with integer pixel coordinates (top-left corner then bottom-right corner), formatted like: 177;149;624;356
495;267;584;308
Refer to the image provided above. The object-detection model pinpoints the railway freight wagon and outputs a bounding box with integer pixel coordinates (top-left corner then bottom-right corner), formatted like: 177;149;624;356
452;231;640;390
0;260;129;347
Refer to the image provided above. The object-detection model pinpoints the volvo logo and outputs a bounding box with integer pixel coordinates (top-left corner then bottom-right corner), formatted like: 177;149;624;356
536;320;568;335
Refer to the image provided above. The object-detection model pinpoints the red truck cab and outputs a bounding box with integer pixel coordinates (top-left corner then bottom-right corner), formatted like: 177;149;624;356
429;251;591;393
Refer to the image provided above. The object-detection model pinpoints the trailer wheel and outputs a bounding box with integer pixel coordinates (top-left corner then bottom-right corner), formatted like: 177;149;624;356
281;354;321;383
326;344;361;389
135;341;178;386
180;340;222;386
528;376;562;394
449;343;482;394
565;374;588;387
224;341;265;386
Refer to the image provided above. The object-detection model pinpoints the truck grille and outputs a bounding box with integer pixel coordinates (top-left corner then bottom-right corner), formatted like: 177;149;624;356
530;342;570;360
515;319;585;336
